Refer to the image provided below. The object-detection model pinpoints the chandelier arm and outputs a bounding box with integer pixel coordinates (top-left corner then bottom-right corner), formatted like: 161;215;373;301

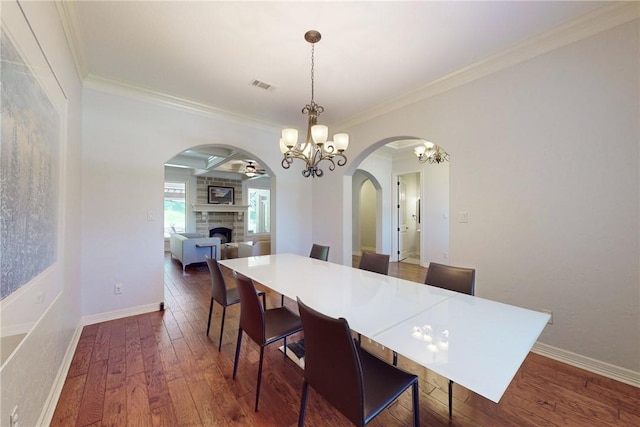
281;156;293;169
334;153;348;167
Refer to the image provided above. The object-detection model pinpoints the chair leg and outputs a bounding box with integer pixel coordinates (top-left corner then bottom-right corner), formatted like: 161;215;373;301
448;380;453;417
261;292;267;310
283;337;287;357
218;306;227;351
281;294;285;307
392;351;398;366
232;329;243;380
412;381;420;427
298;381;309;427
206;298;214;336
255;346;265;412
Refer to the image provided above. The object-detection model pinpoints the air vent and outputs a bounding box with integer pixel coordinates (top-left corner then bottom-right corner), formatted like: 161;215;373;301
249;79;275;91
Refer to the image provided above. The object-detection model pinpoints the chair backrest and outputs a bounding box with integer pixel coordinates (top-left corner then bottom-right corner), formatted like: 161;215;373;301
252;240;271;256
358;252;390;275
297;298;364;426
309;244;330;261
424;262;475;296
205;257;229;305
235;273;265;344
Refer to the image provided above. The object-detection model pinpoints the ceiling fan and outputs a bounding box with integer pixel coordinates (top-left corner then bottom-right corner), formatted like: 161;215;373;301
243;161;266;177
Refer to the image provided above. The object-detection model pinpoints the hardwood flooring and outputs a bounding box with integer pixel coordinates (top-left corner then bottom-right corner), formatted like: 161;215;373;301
51;254;640;426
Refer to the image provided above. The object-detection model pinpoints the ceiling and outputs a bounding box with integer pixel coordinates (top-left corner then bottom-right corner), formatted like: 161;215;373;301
62;1;610;177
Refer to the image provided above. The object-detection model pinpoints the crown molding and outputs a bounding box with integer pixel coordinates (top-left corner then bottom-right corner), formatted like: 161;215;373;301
83;74;281;131
55;0;88;82
334;2;639;131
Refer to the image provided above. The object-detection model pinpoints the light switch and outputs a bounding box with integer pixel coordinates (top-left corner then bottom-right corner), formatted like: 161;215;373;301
459;211;468;223
147;210;155;221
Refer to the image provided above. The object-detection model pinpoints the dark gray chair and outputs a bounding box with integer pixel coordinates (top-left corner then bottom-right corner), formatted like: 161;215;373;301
357;252;391;356
424;261;476;417
205;257;265;351
358;251;390;275
233;274;303;412
297;297;419;427
281;243;331;306
309;243;330;261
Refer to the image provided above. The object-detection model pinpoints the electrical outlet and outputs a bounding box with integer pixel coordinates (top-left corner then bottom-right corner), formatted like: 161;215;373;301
540;309;553;324
114;283;123;294
10;405;18;427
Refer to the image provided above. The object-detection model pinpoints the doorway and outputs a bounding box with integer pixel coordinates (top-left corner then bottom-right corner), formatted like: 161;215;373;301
397;172;421;264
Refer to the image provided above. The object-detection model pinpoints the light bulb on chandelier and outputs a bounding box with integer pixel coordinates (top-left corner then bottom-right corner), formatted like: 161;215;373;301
279;30;349;178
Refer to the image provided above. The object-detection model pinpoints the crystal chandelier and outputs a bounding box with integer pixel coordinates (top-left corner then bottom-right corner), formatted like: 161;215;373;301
280;30;349;178
415;141;449;164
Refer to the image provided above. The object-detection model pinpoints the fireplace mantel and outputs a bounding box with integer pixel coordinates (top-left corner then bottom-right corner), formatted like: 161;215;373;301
192;204;249;213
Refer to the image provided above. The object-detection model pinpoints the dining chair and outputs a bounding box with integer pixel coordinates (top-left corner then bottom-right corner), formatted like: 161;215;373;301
233;274;303;412
357;251;391;353
309;243;330;261
280;243;331;307
296;297;419;427
358;251;390;275
424;261;476;417
205;257;265;351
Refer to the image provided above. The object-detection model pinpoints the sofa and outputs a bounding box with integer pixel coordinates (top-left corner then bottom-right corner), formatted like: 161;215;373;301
237;237;271;258
170;233;221;271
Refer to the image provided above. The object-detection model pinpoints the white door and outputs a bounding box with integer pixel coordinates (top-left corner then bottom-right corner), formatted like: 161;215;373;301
397;176;409;261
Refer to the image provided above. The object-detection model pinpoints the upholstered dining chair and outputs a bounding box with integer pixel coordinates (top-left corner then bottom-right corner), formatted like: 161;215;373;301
424;261;476;417
296;297;420;427
358;251;390;275
357;251;391;353
279;243;331;307
281;243;331;306
233;274;303;412
205;257;265;351
309;243;330;261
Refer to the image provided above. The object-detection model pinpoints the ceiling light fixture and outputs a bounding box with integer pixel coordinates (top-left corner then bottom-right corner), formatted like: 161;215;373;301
244;161;265;178
415;141;449;164
280;30;349;178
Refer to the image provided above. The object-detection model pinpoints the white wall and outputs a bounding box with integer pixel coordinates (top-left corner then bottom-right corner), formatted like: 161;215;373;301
327;20;640;373
81;87;313;319
0;2;83;426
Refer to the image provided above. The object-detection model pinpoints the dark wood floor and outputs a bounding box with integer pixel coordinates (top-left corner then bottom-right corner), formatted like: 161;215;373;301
51;254;640;426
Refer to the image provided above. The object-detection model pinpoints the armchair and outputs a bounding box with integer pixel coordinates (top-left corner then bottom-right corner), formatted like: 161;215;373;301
170;233;221;271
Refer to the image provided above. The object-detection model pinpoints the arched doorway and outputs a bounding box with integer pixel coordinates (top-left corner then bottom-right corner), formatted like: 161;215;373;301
164;145;274;253
352;169;383;255
346;137;450;268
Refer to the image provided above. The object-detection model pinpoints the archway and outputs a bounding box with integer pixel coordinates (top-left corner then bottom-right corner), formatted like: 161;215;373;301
344;137;450;268
352;169;383;256
164;144;275;254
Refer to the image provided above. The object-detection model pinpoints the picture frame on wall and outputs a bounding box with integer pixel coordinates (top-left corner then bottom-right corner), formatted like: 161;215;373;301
208;185;234;204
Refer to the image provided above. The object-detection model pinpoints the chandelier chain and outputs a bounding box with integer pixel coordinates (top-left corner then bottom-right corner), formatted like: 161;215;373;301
310;43;315;103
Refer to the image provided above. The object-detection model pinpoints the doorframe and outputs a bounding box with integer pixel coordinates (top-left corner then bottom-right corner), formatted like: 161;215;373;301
392;171;423;264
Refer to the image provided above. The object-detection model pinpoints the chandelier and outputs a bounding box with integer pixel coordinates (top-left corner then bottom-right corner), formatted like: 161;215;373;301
280;30;348;178
415;141;449;164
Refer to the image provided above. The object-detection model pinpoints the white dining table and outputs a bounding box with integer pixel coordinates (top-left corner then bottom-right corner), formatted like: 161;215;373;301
218;253;550;403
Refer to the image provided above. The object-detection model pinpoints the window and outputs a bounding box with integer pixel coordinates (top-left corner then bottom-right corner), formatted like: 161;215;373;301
164;181;186;238
247;188;270;234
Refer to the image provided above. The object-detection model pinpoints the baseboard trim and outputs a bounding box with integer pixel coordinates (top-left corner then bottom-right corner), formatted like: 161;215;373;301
37;303;163;425
37;324;83;427
532;342;640;388
82;302;162;326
